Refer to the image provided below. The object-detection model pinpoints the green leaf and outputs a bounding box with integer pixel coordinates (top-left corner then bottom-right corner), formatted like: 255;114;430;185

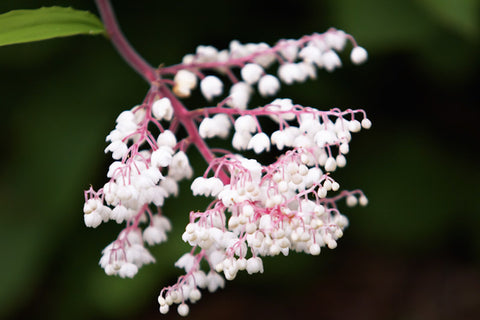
0;6;105;47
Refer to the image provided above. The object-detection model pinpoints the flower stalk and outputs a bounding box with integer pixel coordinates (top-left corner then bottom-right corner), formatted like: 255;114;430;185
95;0;158;83
85;1;370;317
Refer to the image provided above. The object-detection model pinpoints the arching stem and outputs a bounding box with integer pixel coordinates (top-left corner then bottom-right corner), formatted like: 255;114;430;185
95;0;158;83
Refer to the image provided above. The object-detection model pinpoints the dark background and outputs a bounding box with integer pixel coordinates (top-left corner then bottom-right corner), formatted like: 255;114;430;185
0;0;479;319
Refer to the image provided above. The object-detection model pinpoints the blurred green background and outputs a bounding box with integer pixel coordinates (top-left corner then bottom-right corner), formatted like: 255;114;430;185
0;0;479;319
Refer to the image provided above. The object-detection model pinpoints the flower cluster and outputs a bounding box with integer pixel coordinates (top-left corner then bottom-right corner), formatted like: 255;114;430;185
84;27;369;317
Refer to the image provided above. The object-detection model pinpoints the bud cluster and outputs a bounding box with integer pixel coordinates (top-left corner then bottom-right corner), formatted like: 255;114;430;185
161;28;367;105
84;27;369;317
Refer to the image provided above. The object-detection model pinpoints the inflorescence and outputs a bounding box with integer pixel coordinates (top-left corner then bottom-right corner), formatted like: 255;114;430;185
84;27;370;317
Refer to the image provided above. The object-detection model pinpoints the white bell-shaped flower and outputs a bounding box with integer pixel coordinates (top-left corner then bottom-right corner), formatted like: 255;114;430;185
234;115;257;133
119;262;138;278
226;82;252;109
322;50;342;72
278;63;305;84
200;75;223;101
299;44;322;66
152;97;174;121
104;140;128;160
258;74;280;97
246;257;264;274
84;211;102;228
196;45;219;62
151;146;174;167
247;132;271;154
325;29;347;51
157;130;177;148
232;131;252;150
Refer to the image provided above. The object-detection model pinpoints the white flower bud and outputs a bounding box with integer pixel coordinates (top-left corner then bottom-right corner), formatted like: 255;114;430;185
336;154;347;168
182;54;195;64
157;130;177;147
348;120;362;133
242;204;254;217
258;74;280;97
177;303;189;317
334;229;344;239
174;70;197;90
246;222;257;234
325;157;337;172
327;239;337;249
359;195;369;206
331;181;340;191
309;243;321;255
165;294;173;305
158;296;166;306
189;288;201;302
215;262;224;273
361;118;372;129
350;46;368;65
279;40;299;61
159;304;169;314
241;63;264;84
278;180;288;193
323;179;333;191
339;143;349;154
317;187;327;198
228;216;239;230
346;195;358;207
196;45;219;62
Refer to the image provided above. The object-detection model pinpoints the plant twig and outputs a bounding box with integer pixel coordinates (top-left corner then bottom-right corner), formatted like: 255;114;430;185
95;0;157;83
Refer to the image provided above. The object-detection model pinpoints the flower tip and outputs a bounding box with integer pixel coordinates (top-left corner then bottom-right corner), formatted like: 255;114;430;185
350;46;368;65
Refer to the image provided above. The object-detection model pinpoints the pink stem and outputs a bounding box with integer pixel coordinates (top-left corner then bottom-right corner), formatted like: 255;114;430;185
95;0;158;83
95;0;229;183
157;86;230;184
